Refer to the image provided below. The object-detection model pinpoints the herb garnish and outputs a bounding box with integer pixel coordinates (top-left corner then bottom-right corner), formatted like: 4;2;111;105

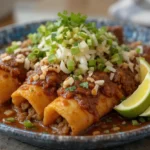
65;86;76;92
80;82;89;89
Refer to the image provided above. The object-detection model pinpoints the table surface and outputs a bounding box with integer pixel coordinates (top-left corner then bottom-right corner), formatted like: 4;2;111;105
1;0;150;150
0;0;116;27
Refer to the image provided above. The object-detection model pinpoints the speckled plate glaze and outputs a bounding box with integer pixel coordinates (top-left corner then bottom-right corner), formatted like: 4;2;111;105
0;19;150;150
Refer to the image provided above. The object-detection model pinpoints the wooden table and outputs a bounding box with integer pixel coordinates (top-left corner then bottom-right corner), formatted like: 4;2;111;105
0;13;14;28
0;0;116;27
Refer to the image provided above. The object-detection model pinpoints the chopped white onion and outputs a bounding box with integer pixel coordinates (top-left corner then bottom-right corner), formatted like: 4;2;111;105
38;38;45;49
91;84;99;96
122;51;130;63
60;60;70;74
79;56;88;65
24;58;30;70
110;73;115;81
128;62;134;72
63;77;74;88
105;61;113;67
87;77;95;82
95;80;105;86
106;66;116;72
56;48;62;59
88;70;93;77
79;41;89;52
78;63;88;73
82;27;91;37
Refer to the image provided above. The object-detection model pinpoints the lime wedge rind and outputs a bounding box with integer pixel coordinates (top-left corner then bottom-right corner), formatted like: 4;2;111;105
114;72;150;118
139;57;150;82
114;58;150;118
140;106;150;117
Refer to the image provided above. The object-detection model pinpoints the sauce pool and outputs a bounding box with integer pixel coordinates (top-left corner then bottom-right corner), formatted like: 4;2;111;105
1;102;150;136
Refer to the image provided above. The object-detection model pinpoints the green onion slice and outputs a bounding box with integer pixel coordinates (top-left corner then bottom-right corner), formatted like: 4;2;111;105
23;120;35;128
67;60;75;71
5;117;15;123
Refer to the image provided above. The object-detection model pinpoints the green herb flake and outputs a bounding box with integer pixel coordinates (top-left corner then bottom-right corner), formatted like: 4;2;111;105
28;33;41;44
132;120;140;126
103;68;110;73
23;120;35;129
38;25;46;34
65;86;76;92
71;46;80;55
28;53;37;61
88;60;96;67
5;117;15;123
80;82;89;89
73;75;79;80
97;63;105;71
138;117;146;123
111;53;123;65
74;69;83;75
67;60;75;72
6;42;20;54
48;54;57;63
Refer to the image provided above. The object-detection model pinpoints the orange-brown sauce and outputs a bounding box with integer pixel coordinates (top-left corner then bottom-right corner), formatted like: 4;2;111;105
1;102;150;135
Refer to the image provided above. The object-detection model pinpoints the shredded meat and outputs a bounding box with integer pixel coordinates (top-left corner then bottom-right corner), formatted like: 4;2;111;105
113;67;139;96
50;117;71;135
142;45;150;64
0;56;27;82
58;69;139;119
107;26;124;45
21;102;30;111
26;68;68;96
15;101;42;122
21;39;32;48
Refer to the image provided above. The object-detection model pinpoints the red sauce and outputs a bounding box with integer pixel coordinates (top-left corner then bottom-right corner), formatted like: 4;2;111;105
0;55;27;82
57;68;138;120
0;102;150;135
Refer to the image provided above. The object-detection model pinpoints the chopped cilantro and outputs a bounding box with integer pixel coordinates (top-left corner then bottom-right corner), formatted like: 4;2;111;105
65;86;76;92
80;82;89;89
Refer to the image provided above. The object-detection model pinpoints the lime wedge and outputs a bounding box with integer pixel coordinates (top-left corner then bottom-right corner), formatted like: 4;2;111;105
138;58;150;117
140;106;150;117
139;57;150;82
114;58;150;118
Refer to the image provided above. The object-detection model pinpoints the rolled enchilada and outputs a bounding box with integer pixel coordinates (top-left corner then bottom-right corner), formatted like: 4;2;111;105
0;12;144;135
0;40;32;104
12;59;67;121
43;68;139;135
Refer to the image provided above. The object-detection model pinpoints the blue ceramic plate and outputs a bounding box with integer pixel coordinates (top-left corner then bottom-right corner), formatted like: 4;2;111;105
0;19;150;150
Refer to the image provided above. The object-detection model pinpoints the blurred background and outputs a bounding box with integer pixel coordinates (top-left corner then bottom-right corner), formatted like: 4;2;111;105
0;0;150;28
